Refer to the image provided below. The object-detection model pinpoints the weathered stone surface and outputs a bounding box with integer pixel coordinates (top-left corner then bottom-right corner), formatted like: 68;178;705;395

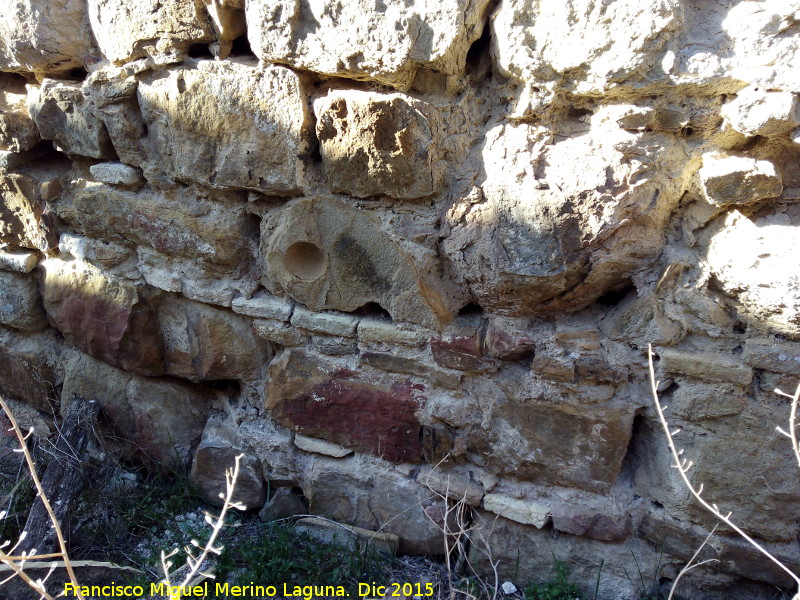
722;86;800;136
657;348;753;386
483;493;550;528
362;352;461;390
294;517;399;556
267;349;424;463
29;80;116;159
262;196;460;329
743;338;800;376
190;418;267;509
253;318;304;347
0;75;39;152
417;467;484;506
431;332;499;374
483;316;536;360
294;433;352;458
0;271;47;332
703;209;800;339
259;487;307;522
0;0;96;74
291;307;359;337
88;0;214;64
314;91;441;199
0;328;64;413
246;0;491;89
62;352;212;469
299;455;444;554
357;319;426;347
41;257;165;375
551;499;631;542
0;173;59;252
443;117;692;315
0;247;38;273
158;296;272;382
231;292;293;321
699;154;782;208
138;60;312;194
89;162;143;187
60;182;255;265
472;401;636;493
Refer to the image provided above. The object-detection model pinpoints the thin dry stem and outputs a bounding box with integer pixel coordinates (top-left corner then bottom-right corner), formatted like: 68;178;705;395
667;524;719;600
647;345;800;593
775;383;800;468
0;396;84;600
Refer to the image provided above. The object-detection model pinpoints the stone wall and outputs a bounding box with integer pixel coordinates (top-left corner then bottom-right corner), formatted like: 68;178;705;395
2;1;800;597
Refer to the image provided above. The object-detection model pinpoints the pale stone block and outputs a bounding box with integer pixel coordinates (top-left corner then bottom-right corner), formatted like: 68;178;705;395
659;348;753;386
294;433;353;458
291;306;360;337
231;292;293;321
482;494;550;528
357;319;427;346
89;162;143;186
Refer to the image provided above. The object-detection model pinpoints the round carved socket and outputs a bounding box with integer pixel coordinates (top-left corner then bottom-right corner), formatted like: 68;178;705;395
284;241;326;281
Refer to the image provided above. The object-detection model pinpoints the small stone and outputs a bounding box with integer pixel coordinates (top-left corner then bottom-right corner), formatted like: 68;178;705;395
294;517;399;557
0;248;39;273
311;335;359;356
291;306;360;337
482;494;550;528
362;352;461;390
416;468;484;506
259;487;308;523
0;271;48;332
358;318;427;347
722;86;800;136
658;348;753;385
89;162;144;187
501;582;518;595
743;338;800;376
294;433;353;458
232;292;293;320
699;153;782;207
252;319;304;346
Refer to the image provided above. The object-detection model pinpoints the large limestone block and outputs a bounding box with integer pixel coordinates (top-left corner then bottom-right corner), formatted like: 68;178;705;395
60;182;255;265
62;352;212;469
314;90;442;199
138;60;313;194
0;0;96;75
299;455;444;554
444;119;690;314
41;257;165;376
471;400;636;493
0;173;59;252
158;296;272;382
262;196;460;328
492;0;681;111
246;0;491;89
0;75;39;153
88;0;214;64
28;80;116;160
0;328;65;413
722;86;800;137
0;271;47;332
699;154;782;208
704;209;800;339
266;349;425;464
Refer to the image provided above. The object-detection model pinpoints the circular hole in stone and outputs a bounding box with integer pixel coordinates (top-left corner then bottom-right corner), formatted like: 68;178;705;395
284;241;326;281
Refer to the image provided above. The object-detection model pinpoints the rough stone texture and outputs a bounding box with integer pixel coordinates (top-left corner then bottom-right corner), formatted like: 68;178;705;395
88;0;214;64
0;270;47;331
262;196;461;329
41;256;165;376
315;91;442;199
190;418;267;509
3;3;800;595
138;60;313;194
0;173;59;252
246;0;491;89
0;75;39;152
294;517;399;556
61;352;212;469
0;0;97;75
158;296;272;382
267;349;424;464
29;80;117;160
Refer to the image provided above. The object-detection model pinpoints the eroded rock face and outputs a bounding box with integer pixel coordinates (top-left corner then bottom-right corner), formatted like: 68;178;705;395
0;75;39;152
0;173;59;252
138;60;313;194
246;0;491;89
266;349;424;463
0;271;47;332
88;0;214;64
262;196;460;328
314;90;442;199
0;0;97;75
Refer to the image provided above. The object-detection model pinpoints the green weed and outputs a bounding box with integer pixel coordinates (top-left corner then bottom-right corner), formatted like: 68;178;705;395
525;561;581;600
